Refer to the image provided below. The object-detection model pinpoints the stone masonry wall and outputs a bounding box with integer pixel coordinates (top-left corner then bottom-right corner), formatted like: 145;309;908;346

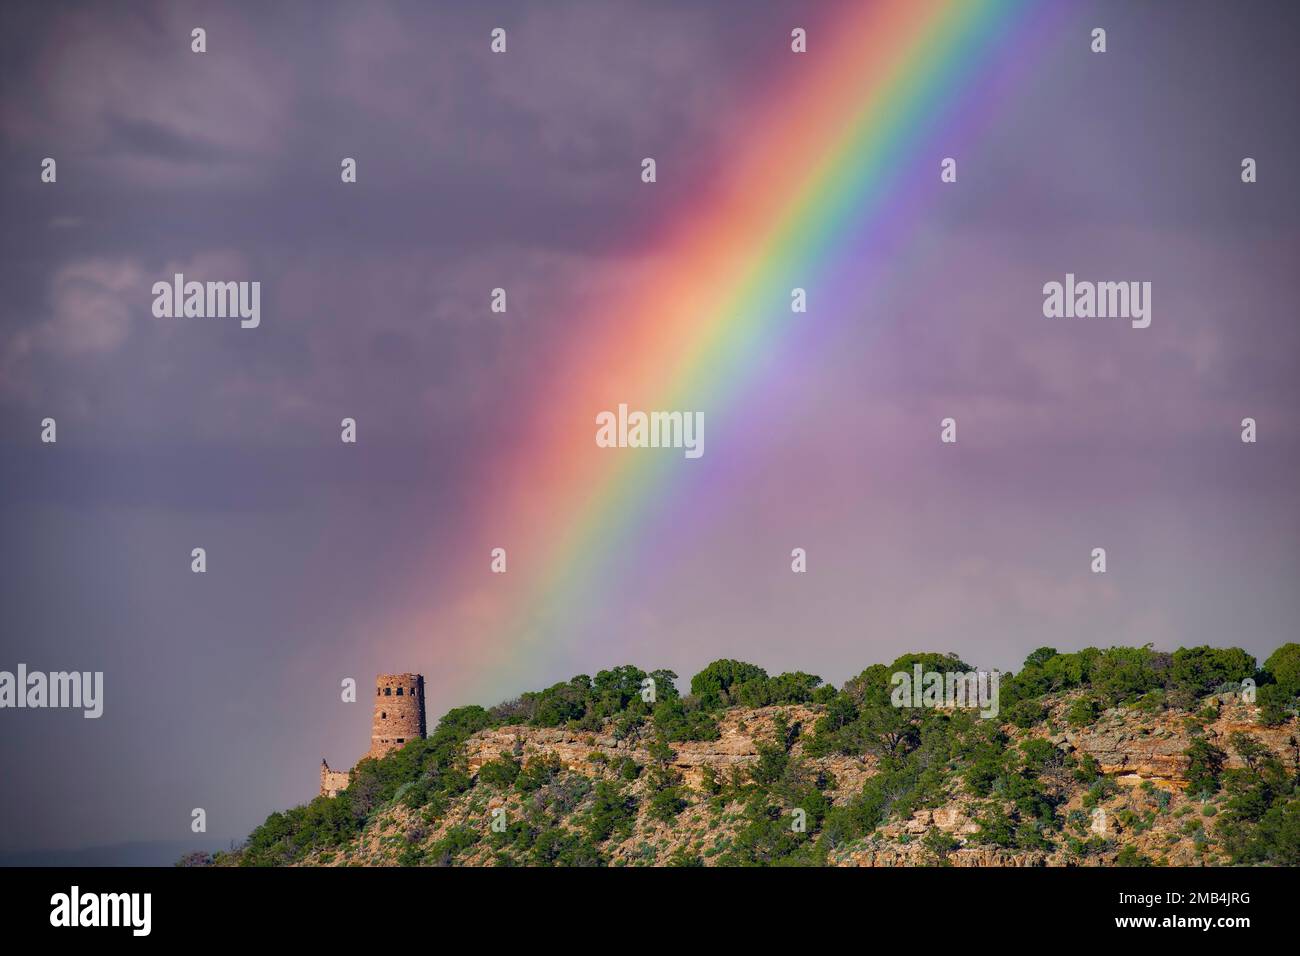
369;673;426;759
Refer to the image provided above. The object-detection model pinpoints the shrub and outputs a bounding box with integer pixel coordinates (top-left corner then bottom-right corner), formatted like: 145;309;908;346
585;782;638;843
1074;753;1101;784
478;755;521;789
1067;697;1101;728
515;754;562;793
648;786;688;823
732;671;824;707
750;740;789;787
1115;845;1153;866
548;775;591;814
1090;647;1163;705
922;828;960;862
1257;684;1294;726
531;828;603;867
1007;699;1046;729
428;825;479;865
690;659;769;708
1133;689;1165;714
1249;799;1300;865
1184;738;1227;795
972;806;1016;847
653;697;721;742
698;765;722;796
1019;737;1063;774
1170;647;1256;698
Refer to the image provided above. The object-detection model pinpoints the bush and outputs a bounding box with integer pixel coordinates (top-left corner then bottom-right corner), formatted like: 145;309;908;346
1133;689;1166;713
718;802;812;866
1007;699;1046;729
732;671;824;707
531;828;603;867
1250;799;1300;865
1257;684;1294;726
750;739;789;787
922;828;960;862
690;660;768;708
698;765;722;796
1115;845;1153;866
478;755;521;789
648;786;688;823
428;825;479;865
1083;776;1117;808
1170;646;1256;698
972;806;1016;847
521;676;593;727
1074;753;1101;784
1019;737;1064;774
1067;697;1101;728
515;754;562;793
964;749;1006;797
1184;738;1227;795
653;697;721;742
1090;647;1163;705
585;782;638;843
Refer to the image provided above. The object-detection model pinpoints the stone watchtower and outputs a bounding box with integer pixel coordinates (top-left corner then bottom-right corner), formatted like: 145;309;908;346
369;673;426;759
320;672;427;797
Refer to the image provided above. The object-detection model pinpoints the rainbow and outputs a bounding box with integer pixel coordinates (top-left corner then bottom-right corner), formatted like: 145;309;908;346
394;0;1059;700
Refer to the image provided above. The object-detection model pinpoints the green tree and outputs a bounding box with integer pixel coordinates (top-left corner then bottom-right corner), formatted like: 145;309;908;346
1263;644;1300;697
1170;646;1256;697
690;659;768;708
1090;646;1162;705
1024;647;1059;668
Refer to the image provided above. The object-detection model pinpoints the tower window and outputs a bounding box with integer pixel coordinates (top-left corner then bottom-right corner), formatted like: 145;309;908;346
381;712;386;719
384;687;391;696
396;738;404;744
396;687;403;696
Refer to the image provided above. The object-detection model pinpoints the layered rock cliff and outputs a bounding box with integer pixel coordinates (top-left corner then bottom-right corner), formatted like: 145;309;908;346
280;692;1296;867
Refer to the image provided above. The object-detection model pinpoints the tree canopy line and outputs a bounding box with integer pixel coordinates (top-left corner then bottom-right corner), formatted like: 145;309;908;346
222;643;1300;867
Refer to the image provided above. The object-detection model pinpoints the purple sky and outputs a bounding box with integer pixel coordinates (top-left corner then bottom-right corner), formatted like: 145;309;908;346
1;0;1298;857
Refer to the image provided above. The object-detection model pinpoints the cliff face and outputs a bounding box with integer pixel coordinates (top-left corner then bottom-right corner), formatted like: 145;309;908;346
1063;713;1295;786
296;693;1298;868
463;705;875;794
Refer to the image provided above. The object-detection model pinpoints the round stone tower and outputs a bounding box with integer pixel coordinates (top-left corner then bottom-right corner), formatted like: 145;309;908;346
369;673;426;758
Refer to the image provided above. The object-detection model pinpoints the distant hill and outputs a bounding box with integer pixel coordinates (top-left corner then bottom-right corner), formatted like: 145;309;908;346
4;838;236;868
219;644;1300;867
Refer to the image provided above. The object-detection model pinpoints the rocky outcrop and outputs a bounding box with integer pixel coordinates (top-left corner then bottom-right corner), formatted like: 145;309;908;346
841;842;1052;867
465;726;616;775
463;705;873;793
1050;696;1296;791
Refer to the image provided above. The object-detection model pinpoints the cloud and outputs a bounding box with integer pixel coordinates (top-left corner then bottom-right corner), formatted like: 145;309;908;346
0;3;294;187
1;258;143;404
